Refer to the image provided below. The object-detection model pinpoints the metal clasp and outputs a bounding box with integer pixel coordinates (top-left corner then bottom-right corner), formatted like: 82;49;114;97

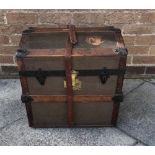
64;70;81;90
99;67;110;84
35;68;47;85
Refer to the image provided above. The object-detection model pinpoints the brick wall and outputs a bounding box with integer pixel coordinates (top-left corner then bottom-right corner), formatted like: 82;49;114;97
0;9;155;77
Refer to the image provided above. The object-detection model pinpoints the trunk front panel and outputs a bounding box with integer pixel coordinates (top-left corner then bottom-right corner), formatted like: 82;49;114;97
32;102;67;127
31;101;113;127
74;102;113;126
24;56;119;95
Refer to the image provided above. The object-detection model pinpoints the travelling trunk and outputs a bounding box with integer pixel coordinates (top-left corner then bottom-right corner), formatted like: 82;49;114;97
16;25;128;128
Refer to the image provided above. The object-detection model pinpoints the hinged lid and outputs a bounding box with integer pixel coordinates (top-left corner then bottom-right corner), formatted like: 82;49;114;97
17;26;127;58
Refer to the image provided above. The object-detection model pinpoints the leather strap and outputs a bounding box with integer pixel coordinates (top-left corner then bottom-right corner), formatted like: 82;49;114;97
68;25;77;44
19;68;126;77
64;25;77;127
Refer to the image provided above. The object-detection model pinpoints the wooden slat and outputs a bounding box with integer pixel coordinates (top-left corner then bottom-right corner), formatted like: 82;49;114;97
25;48;117;58
111;53;127;125
24;26;119;33
16;58;33;126
16;58;29;95
31;95;113;103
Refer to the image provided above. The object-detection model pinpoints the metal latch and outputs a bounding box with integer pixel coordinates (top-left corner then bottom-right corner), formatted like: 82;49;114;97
99;67;110;84
64;70;81;90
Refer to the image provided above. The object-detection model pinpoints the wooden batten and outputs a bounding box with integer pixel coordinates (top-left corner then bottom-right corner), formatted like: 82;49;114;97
30;95;113;103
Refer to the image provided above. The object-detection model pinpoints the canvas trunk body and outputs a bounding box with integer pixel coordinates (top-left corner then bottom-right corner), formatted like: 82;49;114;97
16;25;128;128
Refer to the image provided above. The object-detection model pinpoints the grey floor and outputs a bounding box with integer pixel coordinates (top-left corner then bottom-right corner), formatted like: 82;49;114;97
0;79;154;146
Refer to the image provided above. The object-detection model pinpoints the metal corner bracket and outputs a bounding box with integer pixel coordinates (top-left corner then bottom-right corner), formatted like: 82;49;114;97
115;48;128;56
16;49;29;58
21;95;33;103
22;28;34;34
112;93;123;102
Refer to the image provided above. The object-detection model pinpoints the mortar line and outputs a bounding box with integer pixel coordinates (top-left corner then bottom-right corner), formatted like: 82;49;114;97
116;126;148;146
0;135;9;145
142;79;155;86
0;117;24;131
124;81;146;97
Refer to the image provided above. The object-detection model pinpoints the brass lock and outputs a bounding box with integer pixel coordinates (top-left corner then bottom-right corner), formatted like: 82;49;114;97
64;70;81;90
